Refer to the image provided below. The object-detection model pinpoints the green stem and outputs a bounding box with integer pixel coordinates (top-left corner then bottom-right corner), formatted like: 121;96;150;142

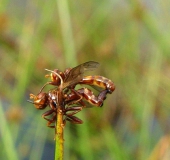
56;0;77;66
55;0;77;159
0;102;19;160
55;108;64;160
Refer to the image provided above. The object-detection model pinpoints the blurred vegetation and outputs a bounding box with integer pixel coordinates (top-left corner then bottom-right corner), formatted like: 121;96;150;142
1;0;170;160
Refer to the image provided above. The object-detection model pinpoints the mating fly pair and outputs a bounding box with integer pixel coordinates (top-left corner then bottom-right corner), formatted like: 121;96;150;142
29;61;115;128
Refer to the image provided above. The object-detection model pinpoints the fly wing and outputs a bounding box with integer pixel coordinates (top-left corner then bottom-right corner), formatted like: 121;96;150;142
63;61;99;88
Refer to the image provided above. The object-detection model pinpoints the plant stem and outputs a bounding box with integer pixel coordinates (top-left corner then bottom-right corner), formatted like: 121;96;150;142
55;108;64;160
55;0;77;158
56;0;77;67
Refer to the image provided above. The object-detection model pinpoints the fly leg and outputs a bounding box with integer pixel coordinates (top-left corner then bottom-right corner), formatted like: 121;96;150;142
65;108;83;124
65;115;83;124
64;89;86;124
64;106;83;116
65;89;84;106
42;109;56;128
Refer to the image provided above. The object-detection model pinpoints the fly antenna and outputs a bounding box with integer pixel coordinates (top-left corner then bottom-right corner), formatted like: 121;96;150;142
38;82;49;94
27;100;40;105
27;100;34;104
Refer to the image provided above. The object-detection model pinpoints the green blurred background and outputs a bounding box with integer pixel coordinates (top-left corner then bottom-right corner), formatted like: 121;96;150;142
1;0;170;160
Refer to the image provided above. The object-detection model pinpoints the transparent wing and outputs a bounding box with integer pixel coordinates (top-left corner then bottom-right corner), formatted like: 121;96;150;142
63;61;99;88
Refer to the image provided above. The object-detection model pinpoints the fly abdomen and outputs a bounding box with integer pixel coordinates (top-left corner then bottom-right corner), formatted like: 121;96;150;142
80;76;115;93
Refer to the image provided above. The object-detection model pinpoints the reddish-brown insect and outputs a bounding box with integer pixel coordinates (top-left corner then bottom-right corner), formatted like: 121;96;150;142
44;61;115;94
29;87;109;127
41;61;115;109
28;61;115;128
40;61;100;92
29;90;83;127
